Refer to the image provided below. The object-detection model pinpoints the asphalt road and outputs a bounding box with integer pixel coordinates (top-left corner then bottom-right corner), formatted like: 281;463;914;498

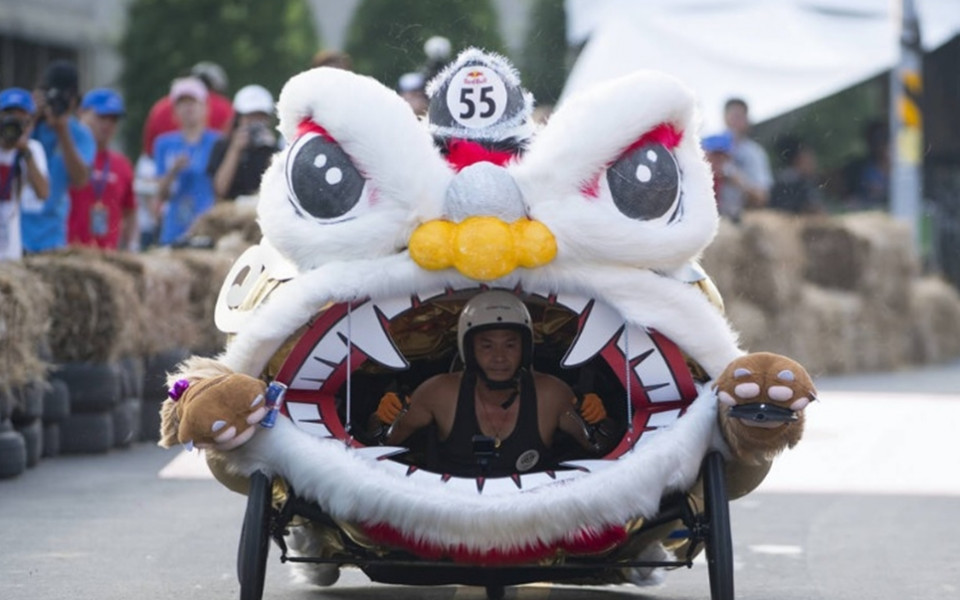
2;360;959;600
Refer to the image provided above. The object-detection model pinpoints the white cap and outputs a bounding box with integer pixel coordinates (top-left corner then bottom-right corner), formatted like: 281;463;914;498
233;84;274;115
170;77;208;102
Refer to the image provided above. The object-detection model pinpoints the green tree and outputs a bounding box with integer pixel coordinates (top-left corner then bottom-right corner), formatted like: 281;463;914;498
520;0;567;106
119;0;318;155
345;0;505;90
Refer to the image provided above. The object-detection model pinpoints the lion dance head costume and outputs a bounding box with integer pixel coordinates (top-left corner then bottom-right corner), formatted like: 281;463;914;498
161;49;816;588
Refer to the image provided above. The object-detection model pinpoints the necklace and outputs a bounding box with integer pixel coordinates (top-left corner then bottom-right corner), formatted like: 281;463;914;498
476;388;518;448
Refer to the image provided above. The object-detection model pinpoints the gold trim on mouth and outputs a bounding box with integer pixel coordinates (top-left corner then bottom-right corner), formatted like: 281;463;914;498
409;216;557;280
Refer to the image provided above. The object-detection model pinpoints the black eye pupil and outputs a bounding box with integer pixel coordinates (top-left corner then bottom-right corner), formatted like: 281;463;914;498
606;143;679;221
289;136;364;220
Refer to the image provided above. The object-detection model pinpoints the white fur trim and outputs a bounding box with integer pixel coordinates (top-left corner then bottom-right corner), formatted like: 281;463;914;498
227;386;719;553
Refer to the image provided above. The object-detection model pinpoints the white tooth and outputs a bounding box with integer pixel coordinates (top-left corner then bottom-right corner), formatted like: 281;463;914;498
353;446;409;461
561;299;623;367
250;394;264;408
348;302;409;369
558;459;616;473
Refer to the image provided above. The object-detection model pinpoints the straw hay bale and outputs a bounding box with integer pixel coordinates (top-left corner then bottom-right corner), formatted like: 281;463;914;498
186;202;260;249
0;263;53;387
23;255;140;363
722;298;769;353
802;211;920;312
166;249;235;354
700;217;743;302
733;211;806;314
909;276;960;364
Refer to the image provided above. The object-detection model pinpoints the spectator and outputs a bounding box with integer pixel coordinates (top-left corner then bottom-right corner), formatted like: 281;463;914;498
0;87;49;261
397;72;429;117
153;77;221;246
24;60;95;253
842;119;889;211
310;49;353;70
68;88;136;249
206;84;281;202
141;61;233;157
716;98;772;222
769;135;824;215
701;132;734;202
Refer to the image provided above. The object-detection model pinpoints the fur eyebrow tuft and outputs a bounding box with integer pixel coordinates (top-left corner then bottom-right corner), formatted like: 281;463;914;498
296;118;337;142
623;123;683;154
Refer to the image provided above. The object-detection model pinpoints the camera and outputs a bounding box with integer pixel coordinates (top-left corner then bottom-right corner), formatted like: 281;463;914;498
246;121;274;148
45;87;71;117
0;115;24;145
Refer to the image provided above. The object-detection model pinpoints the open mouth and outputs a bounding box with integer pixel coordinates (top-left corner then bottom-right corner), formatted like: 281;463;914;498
274;285;700;494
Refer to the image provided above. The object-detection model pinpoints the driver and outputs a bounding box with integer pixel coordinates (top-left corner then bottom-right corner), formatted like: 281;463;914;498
371;291;614;477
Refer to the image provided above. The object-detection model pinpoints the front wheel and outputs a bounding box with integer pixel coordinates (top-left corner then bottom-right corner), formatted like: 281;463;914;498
701;451;734;600
238;470;272;600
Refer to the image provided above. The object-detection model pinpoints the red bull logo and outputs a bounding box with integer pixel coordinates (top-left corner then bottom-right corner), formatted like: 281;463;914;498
463;69;487;85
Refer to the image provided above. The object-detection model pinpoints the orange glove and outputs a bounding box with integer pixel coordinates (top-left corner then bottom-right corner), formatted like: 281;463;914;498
375;392;406;424
578;393;607;424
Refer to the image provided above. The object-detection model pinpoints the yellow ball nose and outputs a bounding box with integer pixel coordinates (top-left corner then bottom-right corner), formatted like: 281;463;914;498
409;216;557;281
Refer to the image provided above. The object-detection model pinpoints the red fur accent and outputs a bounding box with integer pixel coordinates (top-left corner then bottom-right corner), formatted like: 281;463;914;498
296;118;336;141
362;522;627;565
623;123;683;154
445;138;516;172
580;124;683;199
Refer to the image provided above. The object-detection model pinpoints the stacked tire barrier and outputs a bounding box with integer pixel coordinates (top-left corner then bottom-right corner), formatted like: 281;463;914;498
702;210;960;376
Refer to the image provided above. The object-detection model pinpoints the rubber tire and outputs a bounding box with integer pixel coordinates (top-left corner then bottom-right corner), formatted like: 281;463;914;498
59;411;114;454
702;451;735;600
42;422;61;458
0;420;27;479
140;398;163;442
0;387;14;421
51;362;122;413
120;356;145;399
42;379;71;422
112;398;142;448
143;348;191;402
15;419;42;468
238;470;272;600
11;381;45;425
485;584;506;600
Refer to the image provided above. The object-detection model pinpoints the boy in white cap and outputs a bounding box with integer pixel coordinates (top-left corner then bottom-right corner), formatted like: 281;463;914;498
153;77;221;245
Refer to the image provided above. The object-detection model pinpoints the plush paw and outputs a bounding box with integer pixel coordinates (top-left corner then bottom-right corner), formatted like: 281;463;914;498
715;352;816;462
175;373;269;451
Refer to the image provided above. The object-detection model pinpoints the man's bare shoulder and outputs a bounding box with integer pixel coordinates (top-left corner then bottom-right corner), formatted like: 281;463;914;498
532;372;575;405
412;372;461;405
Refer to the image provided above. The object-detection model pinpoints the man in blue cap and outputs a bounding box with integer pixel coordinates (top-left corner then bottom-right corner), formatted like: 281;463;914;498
24;60;95;253
0;87;50;260
68;88;135;249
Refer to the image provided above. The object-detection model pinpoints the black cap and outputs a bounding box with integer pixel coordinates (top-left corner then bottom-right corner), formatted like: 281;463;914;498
40;60;79;93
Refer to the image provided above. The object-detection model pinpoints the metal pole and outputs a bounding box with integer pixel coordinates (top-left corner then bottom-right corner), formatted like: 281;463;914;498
889;0;924;251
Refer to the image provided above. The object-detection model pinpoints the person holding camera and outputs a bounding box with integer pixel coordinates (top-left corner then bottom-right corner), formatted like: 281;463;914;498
23;60;95;253
206;84;280;202
153;77;221;246
0;88;50;261
67;89;136;250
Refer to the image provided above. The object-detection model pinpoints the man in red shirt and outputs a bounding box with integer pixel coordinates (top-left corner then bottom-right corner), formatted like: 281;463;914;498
141;62;233;157
68;88;136;249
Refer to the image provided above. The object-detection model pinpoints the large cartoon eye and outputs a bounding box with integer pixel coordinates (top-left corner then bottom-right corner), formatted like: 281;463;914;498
285;133;365;221
606;143;680;221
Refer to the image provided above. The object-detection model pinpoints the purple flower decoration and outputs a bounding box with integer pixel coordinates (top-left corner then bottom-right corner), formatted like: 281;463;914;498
168;379;190;402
